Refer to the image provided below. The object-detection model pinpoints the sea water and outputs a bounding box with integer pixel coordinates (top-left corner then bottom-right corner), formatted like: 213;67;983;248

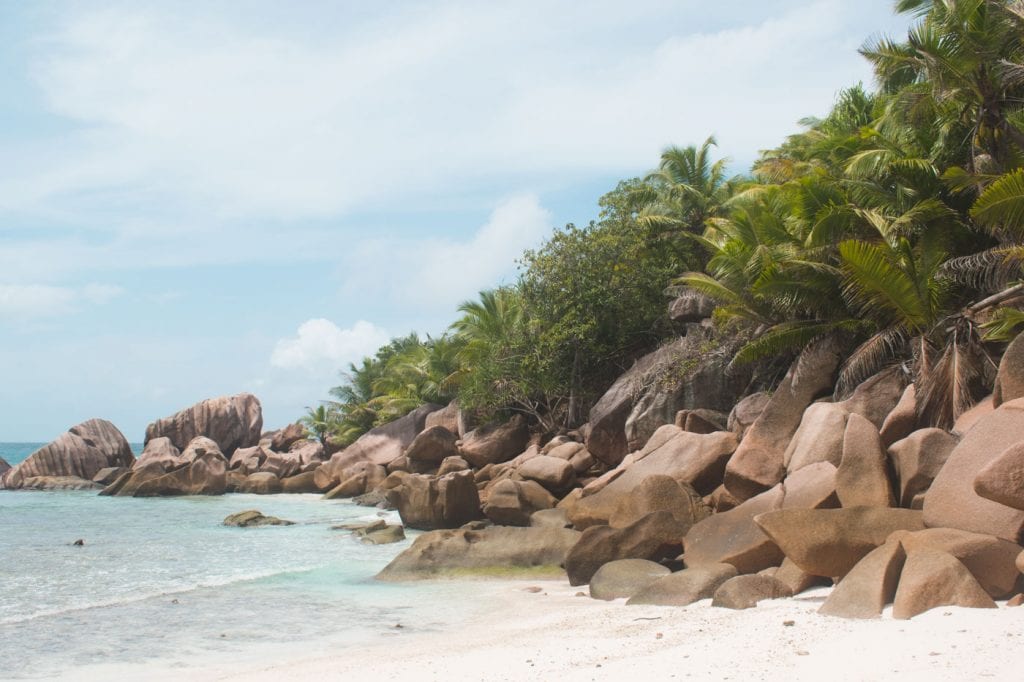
0;444;494;680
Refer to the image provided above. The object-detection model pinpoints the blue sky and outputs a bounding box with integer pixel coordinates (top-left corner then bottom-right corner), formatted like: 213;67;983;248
0;0;911;441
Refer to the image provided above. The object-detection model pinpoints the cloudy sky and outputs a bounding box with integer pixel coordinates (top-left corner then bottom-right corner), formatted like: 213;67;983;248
0;0;911;441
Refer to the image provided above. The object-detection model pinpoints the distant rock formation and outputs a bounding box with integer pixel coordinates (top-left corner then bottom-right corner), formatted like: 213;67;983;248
145;393;262;457
1;419;134;490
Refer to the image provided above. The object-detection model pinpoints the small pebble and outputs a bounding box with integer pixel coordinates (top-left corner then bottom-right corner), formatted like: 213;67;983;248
655;633;663;640
796;651;809;657
783;620;795;627
524;586;543;593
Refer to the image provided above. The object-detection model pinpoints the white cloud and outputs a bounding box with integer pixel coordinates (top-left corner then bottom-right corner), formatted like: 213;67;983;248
270;318;390;373
0;283;123;317
341;194;551;312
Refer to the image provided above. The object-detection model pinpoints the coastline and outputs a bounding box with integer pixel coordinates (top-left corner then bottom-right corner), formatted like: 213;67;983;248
72;581;1024;682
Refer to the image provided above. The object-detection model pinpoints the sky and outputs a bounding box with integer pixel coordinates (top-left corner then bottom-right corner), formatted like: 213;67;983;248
0;0;913;441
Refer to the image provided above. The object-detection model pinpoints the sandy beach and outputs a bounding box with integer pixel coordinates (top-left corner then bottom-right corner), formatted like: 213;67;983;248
136;581;1022;682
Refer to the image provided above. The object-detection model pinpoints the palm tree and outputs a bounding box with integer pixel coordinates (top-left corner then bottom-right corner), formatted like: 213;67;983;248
300;405;333;446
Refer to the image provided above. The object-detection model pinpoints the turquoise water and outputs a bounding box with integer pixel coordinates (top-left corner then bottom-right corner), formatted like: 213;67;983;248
0;484;494;679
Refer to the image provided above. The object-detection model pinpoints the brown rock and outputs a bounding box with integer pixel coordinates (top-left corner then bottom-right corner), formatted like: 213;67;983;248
711;574;793;609
238;472;282;494
923;398;1024;542
724;343;842;501
437;455;470;476
683;485;785;575
135;437;183;469
324;462;387;499
565;511;687;586
423;400;464;437
405;426;460;464
888;429;958;509
460;415;531;469
145;393;262;457
727;392;771;441
707;484;740;513
2;419;135;490
92;467;128;486
754;507;924;579
228;445;268;475
377;526;581;580
836;414;895;508
879;384;917;447
626;563;739;606
783;402;848;474
781;461;839;510
483;479;556;526
974;442;1024;511
818;540;905;619
517;455;576;493
270;422;307;452
994;332;1024;407
569;428;736;529
132;451;228;496
1007;593;1024;606
608;475;710;532
281;471;323;494
775;557;829;595
892;548;997;619
101;461;166;497
20;476;102;490
223;510;294;527
589;559;671;601
889;527;1023;599
953;395;994;436
385;470;483;530
530;508;571;529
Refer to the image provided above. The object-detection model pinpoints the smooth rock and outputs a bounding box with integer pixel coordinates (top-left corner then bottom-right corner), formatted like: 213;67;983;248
892;548;997;619
459;415;531;469
20;476;102;491
385;471;483;530
2;419;134;490
589;559;671;601
270;422;307;452
517;455;576;493
889;527;1023;599
711;574;793;609
923;398;1024;542
238;472;282;494
879;384;917;446
405;426;460;464
483;479;556;527
994;332;1024;407
223;510;294;527
818;540;905;619
683;485;785;575
727;393;771;441
565;511;687;586
377;526;581;580
134;437;183;469
888;429;958;509
836;414;895;508
281;471;323;494
781;462;839;510
974;442;1024;511
608;475;710;531
145;393;262;457
132;451;227;496
755;507;924;579
626;564;738;606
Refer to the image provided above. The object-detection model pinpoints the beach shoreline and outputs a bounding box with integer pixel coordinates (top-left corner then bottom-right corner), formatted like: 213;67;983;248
66;580;1023;682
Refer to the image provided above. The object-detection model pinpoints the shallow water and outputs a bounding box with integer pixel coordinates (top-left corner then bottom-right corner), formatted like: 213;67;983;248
0;489;493;680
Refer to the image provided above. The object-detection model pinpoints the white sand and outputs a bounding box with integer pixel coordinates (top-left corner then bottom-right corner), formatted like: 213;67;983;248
172;581;1024;682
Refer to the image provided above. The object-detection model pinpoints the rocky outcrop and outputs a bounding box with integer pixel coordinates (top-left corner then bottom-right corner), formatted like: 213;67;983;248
888;429;958;509
993;332;1024;407
818;540;905;619
482;479;556;526
682;485;785;574
517;456;576;493
459;415;530;469
589;559;671;601
237;472;282;494
890;528;1023;599
132;451;228;496
135;437;183;469
376;526;581;580
145;394;262;457
404;426;460;466
923;397;1024;542
270;422;307;452
724;342;843;501
0;457;10;479
2;419;134;489
20;476;102;490
668;288;716;322
424;401;465;436
565;511;687;586
891;548;996;619
727;393;771;441
281;471;323;493
607;475;710;531
384;471;482;530
973;442;1024;511
836;414;895;508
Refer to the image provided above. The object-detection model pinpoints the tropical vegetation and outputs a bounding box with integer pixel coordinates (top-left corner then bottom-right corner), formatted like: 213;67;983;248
309;0;1024;443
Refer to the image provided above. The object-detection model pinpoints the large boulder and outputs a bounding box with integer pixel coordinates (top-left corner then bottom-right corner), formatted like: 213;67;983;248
482;479;556;527
228;445;268;475
100;461;167;497
724;342;843;501
281;471;323;494
780;461;839;511
564;511;687;586
818;539;905;619
424;401;465;436
836;414;895;508
589;559;671;601
237;472;282;494
145;393;262;457
459;415;531;469
626;564;738;606
132;451;228;496
889;527;1023;599
711;574;793;610
683;485;785;575
223;510;294;527
973;442;1024;511
0;457;10;479
922;397;1024;542
517;456;576;493
608;475;710;531
892;548;996;619
727;393;771;441
404;426;460;465
753;507;925;579
324;461;387;499
888;429;958;509
376;526;581;580
385;471;482;530
994;332;1024;407
668;288;716;322
879;384;918;446
569;428;736;529
316;404;440;485
2;419;134;490
134;437;183;469
270;422;307;452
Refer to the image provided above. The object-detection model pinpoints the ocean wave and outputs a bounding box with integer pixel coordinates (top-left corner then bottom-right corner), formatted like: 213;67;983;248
0;565;321;626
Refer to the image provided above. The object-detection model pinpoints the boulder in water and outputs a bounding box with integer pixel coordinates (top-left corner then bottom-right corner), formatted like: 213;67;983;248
2;419;134;490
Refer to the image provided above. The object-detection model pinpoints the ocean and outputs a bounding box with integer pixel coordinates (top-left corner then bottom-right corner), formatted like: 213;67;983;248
0;443;493;680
